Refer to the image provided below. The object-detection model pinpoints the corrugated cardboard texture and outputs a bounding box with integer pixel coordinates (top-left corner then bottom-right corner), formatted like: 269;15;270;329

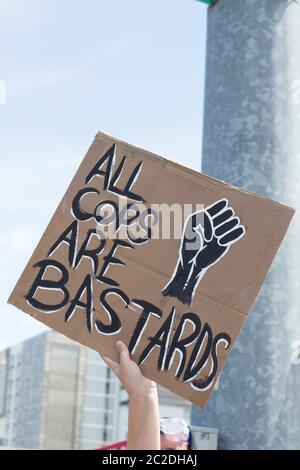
8;132;295;408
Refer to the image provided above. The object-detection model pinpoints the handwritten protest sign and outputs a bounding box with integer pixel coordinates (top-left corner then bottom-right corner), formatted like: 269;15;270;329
8;132;294;407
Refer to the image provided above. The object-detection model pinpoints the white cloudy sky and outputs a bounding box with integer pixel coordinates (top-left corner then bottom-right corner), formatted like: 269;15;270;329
0;0;207;349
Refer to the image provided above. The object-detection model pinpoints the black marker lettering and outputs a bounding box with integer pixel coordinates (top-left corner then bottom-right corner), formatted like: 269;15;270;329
48;220;78;267
74;229;106;275
109;156;144;202
72;187;100;221
95;199;119;232
122;161;144;202
96;240;133;286
85;144;115;189
95;288;129;335
129;300;163;354
65;274;93;333
191;332;231;391
108;155;127;197
138;308;176;370
127;207;153;245
164;313;201;379
26;259;69;312
183;322;213;383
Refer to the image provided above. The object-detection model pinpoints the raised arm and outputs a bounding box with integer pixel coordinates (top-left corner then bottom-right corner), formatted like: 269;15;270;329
101;341;160;450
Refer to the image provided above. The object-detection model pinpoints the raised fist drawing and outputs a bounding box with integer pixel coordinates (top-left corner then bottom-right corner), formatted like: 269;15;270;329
162;198;246;305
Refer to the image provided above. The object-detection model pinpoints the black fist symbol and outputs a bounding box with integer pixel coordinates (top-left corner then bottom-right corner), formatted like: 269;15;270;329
162;199;246;305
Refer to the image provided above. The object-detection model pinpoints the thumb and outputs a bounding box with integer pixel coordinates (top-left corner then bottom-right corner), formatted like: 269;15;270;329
116;341;130;364
100;354;120;377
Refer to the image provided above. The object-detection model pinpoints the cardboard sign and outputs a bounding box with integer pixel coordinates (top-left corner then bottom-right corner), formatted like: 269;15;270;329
8;132;294;408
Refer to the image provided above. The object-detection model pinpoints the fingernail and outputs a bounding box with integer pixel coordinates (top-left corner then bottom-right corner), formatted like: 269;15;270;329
116;341;123;351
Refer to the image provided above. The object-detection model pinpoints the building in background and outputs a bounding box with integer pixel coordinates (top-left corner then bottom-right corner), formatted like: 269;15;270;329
0;331;120;449
0;331;191;449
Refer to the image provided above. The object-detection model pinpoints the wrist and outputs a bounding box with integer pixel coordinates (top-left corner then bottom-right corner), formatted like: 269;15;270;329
129;382;157;402
163;263;200;305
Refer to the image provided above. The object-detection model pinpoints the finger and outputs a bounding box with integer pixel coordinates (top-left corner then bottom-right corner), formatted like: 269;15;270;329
219;226;245;245
213;208;234;227
206;199;227;217
116;341;130;364
203;212;213;241
101;354;120;376
215;217;239;236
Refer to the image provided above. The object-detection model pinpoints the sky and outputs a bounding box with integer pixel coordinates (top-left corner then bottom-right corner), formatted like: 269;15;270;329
0;0;207;349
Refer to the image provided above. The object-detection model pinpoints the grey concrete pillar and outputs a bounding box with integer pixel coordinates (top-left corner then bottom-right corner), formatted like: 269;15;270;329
192;0;300;449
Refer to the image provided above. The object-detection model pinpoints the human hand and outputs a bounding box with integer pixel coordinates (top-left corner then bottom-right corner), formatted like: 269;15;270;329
101;341;157;398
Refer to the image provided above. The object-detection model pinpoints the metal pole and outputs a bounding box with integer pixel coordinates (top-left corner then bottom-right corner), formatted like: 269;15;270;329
192;0;300;450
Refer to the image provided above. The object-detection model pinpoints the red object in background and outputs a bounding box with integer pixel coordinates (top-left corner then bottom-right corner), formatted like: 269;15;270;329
97;440;127;450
